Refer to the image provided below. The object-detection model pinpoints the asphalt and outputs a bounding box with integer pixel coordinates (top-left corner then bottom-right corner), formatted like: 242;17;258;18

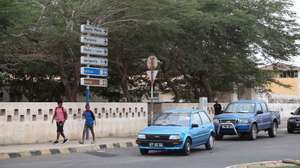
0;131;299;168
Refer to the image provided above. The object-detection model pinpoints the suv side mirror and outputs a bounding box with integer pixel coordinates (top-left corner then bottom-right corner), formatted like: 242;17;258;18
256;110;263;115
191;124;199;128
291;112;294;115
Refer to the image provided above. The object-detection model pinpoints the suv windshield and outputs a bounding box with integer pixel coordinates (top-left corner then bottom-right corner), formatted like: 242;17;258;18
294;107;300;115
153;112;190;127
224;103;255;113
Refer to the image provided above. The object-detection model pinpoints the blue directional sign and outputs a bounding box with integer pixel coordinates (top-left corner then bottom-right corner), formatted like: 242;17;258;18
80;67;108;77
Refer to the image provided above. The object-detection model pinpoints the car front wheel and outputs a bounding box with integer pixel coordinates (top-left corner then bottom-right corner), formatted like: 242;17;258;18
249;124;257;140
182;138;191;155
205;135;214;150
287;128;294;133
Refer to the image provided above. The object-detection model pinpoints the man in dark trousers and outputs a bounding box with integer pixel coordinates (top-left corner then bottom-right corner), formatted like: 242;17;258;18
213;100;222;115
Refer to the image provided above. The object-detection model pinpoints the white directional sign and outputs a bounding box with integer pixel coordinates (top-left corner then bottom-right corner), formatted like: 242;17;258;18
80;56;108;66
80;78;108;87
147;70;158;82
81;24;108;36
80;36;108;46
80;46;108;56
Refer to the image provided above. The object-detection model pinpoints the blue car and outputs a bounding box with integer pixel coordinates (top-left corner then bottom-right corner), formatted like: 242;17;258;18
136;109;215;155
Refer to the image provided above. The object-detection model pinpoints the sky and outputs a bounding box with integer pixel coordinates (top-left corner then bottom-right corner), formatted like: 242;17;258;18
291;0;300;66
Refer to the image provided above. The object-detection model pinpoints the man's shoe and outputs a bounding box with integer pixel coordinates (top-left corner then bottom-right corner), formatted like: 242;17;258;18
53;140;59;144
79;141;84;144
63;138;68;144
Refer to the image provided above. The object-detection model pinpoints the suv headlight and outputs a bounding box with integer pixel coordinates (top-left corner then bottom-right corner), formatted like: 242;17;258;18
238;118;249;124
213;119;219;124
137;134;146;139
288;118;296;122
169;135;180;140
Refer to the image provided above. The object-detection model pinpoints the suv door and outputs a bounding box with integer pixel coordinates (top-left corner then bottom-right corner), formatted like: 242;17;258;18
190;113;203;145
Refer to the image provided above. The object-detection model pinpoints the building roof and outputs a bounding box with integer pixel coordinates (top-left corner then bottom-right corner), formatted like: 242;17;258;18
262;63;300;71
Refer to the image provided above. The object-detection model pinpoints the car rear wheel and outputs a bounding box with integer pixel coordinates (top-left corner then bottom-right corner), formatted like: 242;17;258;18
205;135;214;150
182;138;191;155
140;149;149;155
268;122;278;137
249;124;257;140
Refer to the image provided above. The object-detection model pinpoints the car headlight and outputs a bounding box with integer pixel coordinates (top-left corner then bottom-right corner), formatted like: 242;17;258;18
169;135;181;140
213;119;219;124
137;134;146;139
289;118;296;122
238;118;249;124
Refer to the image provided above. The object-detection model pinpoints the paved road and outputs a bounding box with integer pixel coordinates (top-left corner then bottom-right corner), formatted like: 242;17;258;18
1;131;299;168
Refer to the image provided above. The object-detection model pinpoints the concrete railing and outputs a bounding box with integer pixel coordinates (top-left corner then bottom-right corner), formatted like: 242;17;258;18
0;102;148;145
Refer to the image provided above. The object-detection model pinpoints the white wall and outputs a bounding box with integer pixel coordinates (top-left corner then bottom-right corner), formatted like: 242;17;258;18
0;102;148;145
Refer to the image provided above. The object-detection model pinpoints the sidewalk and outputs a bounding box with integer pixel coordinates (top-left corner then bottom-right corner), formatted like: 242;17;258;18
0;137;137;160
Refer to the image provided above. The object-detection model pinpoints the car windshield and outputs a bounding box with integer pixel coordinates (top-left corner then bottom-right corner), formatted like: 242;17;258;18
294;108;300;115
224;103;255;113
153;112;190;127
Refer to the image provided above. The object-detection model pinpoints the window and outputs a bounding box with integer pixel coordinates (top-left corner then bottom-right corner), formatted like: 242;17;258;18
280;71;298;78
256;104;262;112
191;113;202;125
199;112;211;124
261;103;268;112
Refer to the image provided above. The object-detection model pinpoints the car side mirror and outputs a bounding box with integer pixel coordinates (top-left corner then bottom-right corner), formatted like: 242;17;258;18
191;124;199;128
291;112;294;115
256;110;263;115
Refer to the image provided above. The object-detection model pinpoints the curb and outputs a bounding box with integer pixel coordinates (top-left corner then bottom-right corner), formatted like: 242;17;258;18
225;160;300;168
0;140;137;160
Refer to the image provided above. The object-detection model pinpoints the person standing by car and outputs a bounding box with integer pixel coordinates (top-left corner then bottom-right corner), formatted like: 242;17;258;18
52;100;68;144
79;104;96;144
214;100;222;115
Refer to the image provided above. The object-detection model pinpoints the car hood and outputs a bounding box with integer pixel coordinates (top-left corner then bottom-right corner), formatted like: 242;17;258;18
140;126;189;135
214;113;255;120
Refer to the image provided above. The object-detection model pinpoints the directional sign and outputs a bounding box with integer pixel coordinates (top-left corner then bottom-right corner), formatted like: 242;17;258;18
81;24;108;36
80;36;108;46
81;46;108;56
147;55;158;70
80;67;108;77
80;56;108;66
147;70;158;82
80;78;108;87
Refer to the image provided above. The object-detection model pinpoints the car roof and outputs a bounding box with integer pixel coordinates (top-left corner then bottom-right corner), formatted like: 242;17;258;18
163;109;203;113
231;100;266;104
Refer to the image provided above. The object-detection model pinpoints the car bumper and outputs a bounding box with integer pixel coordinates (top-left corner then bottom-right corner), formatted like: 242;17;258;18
136;139;184;150
215;123;251;135
288;122;300;130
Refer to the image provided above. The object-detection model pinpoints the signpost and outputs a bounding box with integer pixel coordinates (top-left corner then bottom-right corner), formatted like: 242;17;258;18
80;56;108;66
80;20;108;104
147;55;159;124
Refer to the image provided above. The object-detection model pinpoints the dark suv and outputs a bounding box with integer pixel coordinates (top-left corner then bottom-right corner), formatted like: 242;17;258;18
287;107;300;133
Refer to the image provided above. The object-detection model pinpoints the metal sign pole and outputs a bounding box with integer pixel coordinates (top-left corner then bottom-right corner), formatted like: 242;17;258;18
86;20;91;105
150;70;154;124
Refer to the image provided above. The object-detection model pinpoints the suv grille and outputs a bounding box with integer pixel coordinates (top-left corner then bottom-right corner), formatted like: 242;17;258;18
220;119;237;124
296;118;300;121
146;134;170;140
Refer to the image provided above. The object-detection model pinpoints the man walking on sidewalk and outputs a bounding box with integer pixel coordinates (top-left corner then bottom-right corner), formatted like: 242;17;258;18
80;104;96;144
52;100;68;144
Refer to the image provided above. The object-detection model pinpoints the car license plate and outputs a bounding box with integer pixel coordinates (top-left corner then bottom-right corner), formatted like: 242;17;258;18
149;143;163;147
222;124;233;129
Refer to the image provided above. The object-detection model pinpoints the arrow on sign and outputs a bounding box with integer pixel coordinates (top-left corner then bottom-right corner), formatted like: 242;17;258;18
81;46;108;56
80;67;108;77
80;78;108;87
147;70;158;83
80;56;108;66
